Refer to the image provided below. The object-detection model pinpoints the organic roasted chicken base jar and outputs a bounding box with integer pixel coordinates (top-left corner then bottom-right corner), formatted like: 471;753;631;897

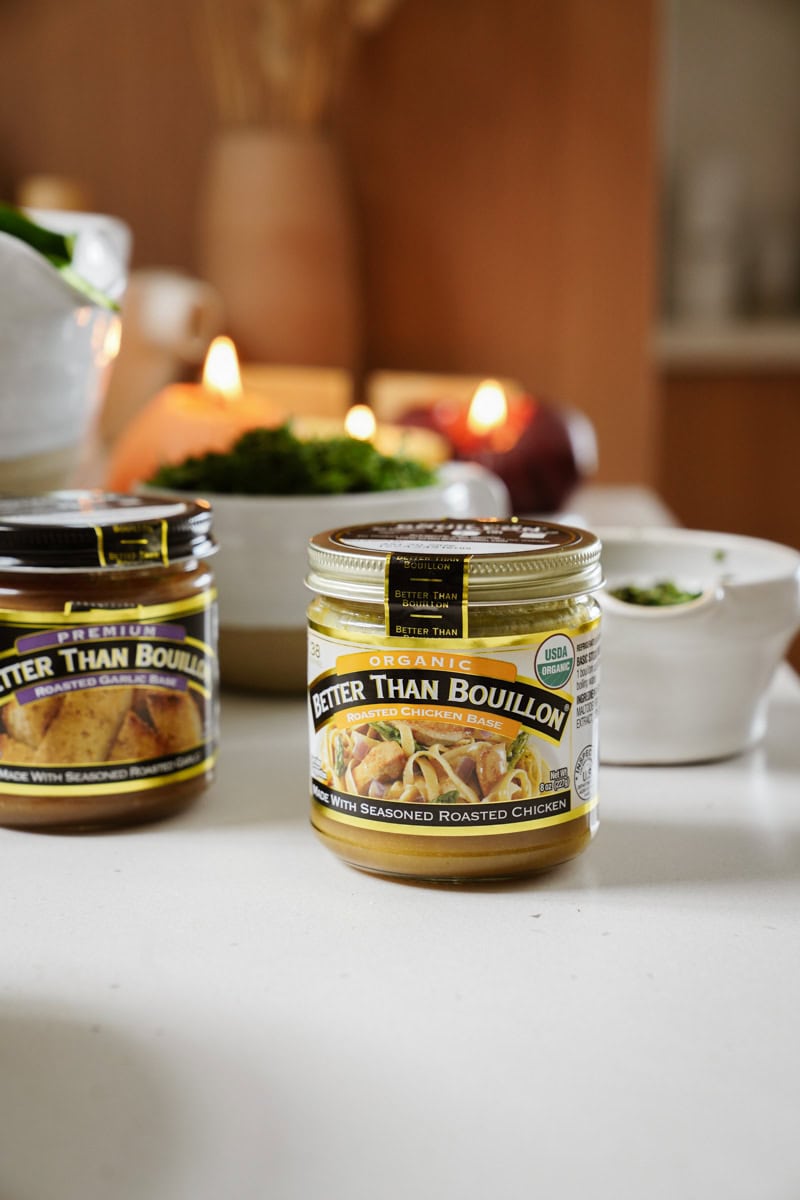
306;518;602;881
0;491;218;830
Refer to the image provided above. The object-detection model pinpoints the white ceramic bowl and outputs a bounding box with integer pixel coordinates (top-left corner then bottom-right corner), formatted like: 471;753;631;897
0;208;130;491
597;526;800;764
147;461;510;691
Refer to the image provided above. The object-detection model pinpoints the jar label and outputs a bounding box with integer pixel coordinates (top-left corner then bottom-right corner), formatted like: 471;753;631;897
307;622;600;837
0;590;218;797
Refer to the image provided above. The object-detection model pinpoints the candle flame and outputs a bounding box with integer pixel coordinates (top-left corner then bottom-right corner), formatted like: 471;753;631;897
344;403;377;441
467;380;508;435
202;336;242;400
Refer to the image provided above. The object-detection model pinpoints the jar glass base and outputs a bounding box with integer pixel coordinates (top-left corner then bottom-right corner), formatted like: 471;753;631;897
311;807;594;883
0;773;212;833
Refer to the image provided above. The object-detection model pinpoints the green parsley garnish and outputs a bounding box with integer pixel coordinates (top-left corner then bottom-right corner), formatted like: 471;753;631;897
610;581;703;606
149;424;436;495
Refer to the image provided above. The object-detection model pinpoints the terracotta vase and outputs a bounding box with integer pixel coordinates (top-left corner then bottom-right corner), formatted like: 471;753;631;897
197;129;362;369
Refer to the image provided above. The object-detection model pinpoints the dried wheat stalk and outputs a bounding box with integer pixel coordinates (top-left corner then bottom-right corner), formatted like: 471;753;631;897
199;0;401;130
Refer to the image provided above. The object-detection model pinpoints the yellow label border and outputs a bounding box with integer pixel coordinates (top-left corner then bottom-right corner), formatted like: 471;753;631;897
0;588;217;628
308;615;599;652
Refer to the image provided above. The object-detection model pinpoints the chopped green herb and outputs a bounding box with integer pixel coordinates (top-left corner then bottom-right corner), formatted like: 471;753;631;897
713;549;727;562
149;424;436;495
0;202;119;310
610;581;703;606
432;790;460;804
370;721;401;742
334;735;346;777
508;730;529;767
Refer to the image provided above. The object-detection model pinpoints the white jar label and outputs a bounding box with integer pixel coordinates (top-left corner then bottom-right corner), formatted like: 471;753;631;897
307;620;600;837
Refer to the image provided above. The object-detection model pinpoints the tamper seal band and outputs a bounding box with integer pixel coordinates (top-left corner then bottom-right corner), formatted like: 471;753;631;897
385;553;470;639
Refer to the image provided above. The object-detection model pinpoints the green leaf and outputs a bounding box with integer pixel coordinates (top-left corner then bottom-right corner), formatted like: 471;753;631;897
0;202;119;311
432;790;460;804
0;202;73;262
56;263;120;311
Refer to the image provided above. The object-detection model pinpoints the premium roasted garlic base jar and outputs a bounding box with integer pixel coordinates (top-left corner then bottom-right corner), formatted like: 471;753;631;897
0;491;218;830
306;518;602;882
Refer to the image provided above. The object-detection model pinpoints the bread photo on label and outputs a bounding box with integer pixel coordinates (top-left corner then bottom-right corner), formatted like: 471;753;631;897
108;709;166;762
0;684;206;767
34;688;134;765
141;690;203;753
0;733;37;764
3;695;62;747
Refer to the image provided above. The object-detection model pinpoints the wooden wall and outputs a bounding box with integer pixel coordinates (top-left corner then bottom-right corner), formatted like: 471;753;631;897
0;0;216;269
659;370;800;670
659;372;800;550
0;0;660;486
341;1;660;486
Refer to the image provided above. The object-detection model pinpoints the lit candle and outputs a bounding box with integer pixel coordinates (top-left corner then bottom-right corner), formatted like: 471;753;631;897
443;379;532;455
401;380;582;513
106;336;285;491
292;404;450;469
344;403;378;441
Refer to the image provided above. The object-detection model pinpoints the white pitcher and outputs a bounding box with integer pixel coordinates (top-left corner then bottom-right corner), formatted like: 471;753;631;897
0;208;130;492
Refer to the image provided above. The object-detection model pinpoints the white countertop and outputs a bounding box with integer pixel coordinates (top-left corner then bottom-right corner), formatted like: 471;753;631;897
1;665;799;1200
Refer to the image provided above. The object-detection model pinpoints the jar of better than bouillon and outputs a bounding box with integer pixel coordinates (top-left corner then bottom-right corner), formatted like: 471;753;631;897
0;492;218;830
306;517;602;881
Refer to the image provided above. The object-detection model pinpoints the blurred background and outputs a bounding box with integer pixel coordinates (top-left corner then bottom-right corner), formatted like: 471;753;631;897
0;0;798;551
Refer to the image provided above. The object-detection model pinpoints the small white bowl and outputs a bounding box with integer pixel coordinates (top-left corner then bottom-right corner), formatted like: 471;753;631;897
597;526;800;764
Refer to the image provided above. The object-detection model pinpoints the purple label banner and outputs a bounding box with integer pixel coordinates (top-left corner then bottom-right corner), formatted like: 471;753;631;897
17;623;187;652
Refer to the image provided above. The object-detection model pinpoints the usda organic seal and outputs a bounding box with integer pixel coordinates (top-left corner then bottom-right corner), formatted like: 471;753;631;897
534;634;575;689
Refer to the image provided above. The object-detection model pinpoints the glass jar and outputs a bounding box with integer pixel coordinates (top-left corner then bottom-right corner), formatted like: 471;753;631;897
0;491;218;830
306;517;602;882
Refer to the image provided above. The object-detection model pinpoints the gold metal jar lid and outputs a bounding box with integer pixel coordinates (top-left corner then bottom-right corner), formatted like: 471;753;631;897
307;517;602;606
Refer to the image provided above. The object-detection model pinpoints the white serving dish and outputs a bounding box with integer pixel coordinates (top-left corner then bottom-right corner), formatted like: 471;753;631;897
146;461;510;691
597;526;800;764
